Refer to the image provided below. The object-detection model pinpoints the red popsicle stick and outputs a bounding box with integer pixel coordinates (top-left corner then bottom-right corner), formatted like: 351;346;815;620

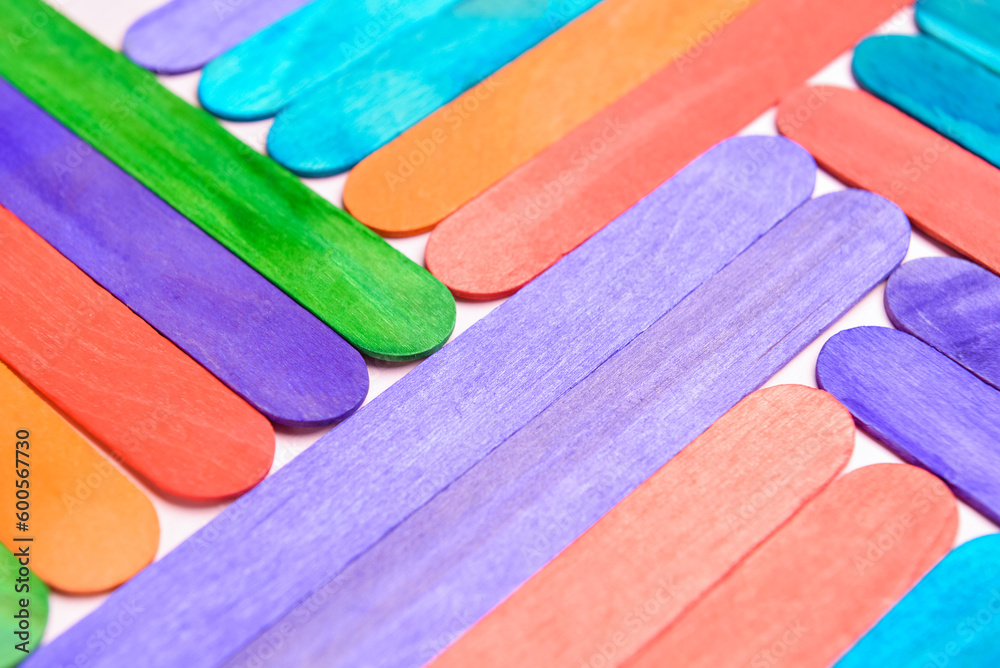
426;0;909;300
777;85;1000;275
0;206;274;501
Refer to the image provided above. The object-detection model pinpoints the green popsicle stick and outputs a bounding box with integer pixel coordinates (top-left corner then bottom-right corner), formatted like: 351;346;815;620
0;544;48;667
0;0;455;361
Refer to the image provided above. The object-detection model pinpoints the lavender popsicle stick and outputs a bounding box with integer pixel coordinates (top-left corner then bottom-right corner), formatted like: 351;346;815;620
886;257;1000;390
124;0;312;74
817;326;1000;524
27;137;815;668
0;80;367;426
228;190;910;668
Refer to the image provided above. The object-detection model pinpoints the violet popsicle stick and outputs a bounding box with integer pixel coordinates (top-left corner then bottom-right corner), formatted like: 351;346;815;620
0;81;367;426
222;189;910;668
886;257;1000;391
817;326;1000;524
123;0;312;74
27;136;815;668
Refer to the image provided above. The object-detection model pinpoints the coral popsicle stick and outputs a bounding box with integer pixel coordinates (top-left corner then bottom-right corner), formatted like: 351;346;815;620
124;0;311;74
0;0;455;362
431;385;853;668
0;80;368;427
28;137;815;668
426;0;909;299
777;85;1000;276
0;209;274;501
837;535;1000;667
886;258;1000;390
222;190;909;668
625;465;957;668
344;0;762;236
0;362;158;594
818;327;1000;525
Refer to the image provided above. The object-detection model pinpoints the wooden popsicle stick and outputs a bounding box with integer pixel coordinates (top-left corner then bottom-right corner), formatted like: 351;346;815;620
425;0;910;298
344;0;765;236
776;85;1000;276
430;385;854;668
30;137;817;668
817;327;1000;524
0;208;275;501
836;535;1000;667
886;258;1000;390
0;0;455;362
916;0;1000;75
623;464;957;668
0;362;158;594
0;544;48;665
123;0;311;74
0;79;368;427
200;0;461;120
853;35;1000;168
217;190;909;668
268;0;605;175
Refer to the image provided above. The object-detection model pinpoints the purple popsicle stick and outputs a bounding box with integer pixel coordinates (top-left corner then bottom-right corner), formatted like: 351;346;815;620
817;326;1000;524
0;80;368;426
221;190;910;668
886;257;1000;390
123;0;312;74
26;137;816;668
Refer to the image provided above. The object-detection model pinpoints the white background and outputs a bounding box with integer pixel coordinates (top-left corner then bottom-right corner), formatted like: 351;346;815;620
38;0;999;646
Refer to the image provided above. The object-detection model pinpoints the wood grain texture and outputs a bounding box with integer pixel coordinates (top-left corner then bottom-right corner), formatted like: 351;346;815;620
624;465;957;668
853;35;1000;168
777;85;1000;276
430;385;854;668
0;362;158;594
886;257;1000;390
916;0;1000;75
217;190;909;668
25;137;815;668
836;535;1000;668
0;81;367;427
268;0;604;175
0;209;275;501
199;0;462;120
0;544;47;666
343;0;763;235
123;0;311;74
426;0;909;298
0;0;455;362
817;326;1000;525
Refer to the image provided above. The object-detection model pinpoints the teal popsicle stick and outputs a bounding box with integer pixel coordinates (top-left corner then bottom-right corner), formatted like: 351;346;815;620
199;0;460;120
836;535;1000;668
916;0;1000;75
853;35;1000;168
267;0;603;176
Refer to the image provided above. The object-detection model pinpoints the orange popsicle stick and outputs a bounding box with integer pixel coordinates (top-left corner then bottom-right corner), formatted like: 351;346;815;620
430;385;853;668
625;464;957;668
344;0;760;236
0;206;274;501
777;85;1000;275
0;362;158;594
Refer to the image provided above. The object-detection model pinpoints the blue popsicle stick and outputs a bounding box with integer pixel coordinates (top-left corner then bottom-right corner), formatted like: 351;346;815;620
25;137;815;668
199;0;460;121
818;326;1000;524
219;190;910;668
853;34;1000;168
916;0;1000;75
836;535;1000;668
267;0;603;176
886;257;1000;390
0;80;368;427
